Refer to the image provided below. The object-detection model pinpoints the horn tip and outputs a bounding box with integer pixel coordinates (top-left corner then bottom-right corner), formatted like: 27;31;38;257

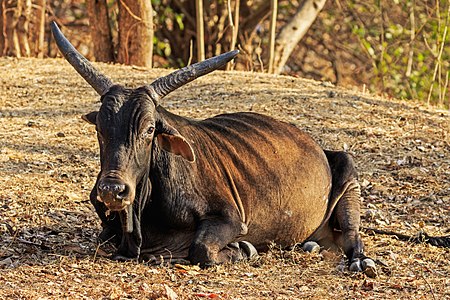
50;21;59;34
228;49;239;59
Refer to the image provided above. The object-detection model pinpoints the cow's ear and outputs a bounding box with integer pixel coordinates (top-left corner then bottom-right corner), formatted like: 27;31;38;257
82;111;98;125
156;120;195;162
157;133;195;162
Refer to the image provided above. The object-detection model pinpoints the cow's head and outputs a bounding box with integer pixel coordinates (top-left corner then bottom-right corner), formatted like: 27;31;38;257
51;22;238;211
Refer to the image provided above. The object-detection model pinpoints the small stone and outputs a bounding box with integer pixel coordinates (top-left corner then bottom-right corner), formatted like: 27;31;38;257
0;257;13;267
56;132;65;137
328;90;337;98
302;241;320;253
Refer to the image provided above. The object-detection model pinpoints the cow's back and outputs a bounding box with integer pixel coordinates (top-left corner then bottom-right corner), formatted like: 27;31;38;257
160;108;332;250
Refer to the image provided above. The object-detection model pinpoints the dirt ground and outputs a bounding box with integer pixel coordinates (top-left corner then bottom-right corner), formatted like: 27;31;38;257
0;57;449;299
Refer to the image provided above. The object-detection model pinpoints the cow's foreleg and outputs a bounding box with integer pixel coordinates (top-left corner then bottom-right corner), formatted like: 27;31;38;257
189;214;252;267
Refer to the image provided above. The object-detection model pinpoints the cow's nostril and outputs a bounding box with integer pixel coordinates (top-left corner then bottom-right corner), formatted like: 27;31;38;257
116;185;129;200
112;183;126;193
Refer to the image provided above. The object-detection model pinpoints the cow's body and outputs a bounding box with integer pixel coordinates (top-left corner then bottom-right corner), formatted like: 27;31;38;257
92;103;364;267
51;21;376;276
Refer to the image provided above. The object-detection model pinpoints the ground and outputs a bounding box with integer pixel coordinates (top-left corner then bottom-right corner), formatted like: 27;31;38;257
0;57;449;299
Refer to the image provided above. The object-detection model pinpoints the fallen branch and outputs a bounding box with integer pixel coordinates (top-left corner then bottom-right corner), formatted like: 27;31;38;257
362;227;450;248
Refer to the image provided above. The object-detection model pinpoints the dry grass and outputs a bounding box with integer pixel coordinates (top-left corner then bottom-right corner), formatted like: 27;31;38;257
0;57;449;299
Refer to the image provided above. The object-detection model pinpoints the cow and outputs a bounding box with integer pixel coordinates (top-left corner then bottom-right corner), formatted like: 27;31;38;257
51;21;377;276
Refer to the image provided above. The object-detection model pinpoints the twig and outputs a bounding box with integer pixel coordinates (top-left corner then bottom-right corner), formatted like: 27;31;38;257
123;21;141;65
268;0;277;73
227;0;234;29
118;0;152;28
418;267;437;300
426;14;449;105
187;39;193;66
256;39;264;73
443;70;449;108
93;234;117;262
226;0;240;70
406;1;415;78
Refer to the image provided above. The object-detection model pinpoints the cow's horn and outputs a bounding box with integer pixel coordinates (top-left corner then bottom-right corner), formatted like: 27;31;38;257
148;50;239;102
50;21;113;96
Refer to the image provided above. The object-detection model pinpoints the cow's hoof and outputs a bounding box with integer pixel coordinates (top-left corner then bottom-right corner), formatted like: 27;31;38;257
362;258;377;278
239;241;258;259
349;258;362;272
349;258;378;278
302;241;320;253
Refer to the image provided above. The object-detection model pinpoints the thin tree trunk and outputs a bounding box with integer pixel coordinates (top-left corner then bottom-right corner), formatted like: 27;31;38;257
117;0;153;67
4;0;20;57
231;0;239;51
226;0;239;70
195;0;205;61
268;0;277;73
87;0;114;62
0;0;5;55
273;0;327;74
16;0;31;57
34;0;45;58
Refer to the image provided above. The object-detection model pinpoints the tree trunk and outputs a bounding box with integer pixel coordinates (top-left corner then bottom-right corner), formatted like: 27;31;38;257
86;0;114;62
0;0;5;55
16;0;31;57
32;0;46;58
195;0;205;61
273;0;327;74
4;0;20;56
117;0;153;67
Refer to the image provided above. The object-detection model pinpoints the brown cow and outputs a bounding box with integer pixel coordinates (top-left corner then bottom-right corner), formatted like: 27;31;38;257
51;21;377;277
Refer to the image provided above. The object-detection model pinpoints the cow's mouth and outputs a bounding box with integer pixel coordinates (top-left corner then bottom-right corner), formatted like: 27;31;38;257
105;204;128;211
103;199;131;212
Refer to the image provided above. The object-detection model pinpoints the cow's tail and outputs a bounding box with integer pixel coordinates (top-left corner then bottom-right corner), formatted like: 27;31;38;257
362;227;450;248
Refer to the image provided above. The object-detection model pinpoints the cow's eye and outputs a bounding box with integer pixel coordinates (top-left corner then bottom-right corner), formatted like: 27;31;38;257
143;126;155;138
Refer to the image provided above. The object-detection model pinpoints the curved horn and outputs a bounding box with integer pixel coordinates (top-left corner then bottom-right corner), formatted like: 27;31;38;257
50;21;113;96
148;50;239;102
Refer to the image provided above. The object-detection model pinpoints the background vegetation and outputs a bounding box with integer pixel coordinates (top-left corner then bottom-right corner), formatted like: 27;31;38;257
0;0;449;107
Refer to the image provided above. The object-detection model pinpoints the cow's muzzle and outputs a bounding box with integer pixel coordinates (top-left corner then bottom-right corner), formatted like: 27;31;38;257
97;177;132;211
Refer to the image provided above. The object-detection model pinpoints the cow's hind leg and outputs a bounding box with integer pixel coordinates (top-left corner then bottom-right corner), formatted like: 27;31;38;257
325;151;377;277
